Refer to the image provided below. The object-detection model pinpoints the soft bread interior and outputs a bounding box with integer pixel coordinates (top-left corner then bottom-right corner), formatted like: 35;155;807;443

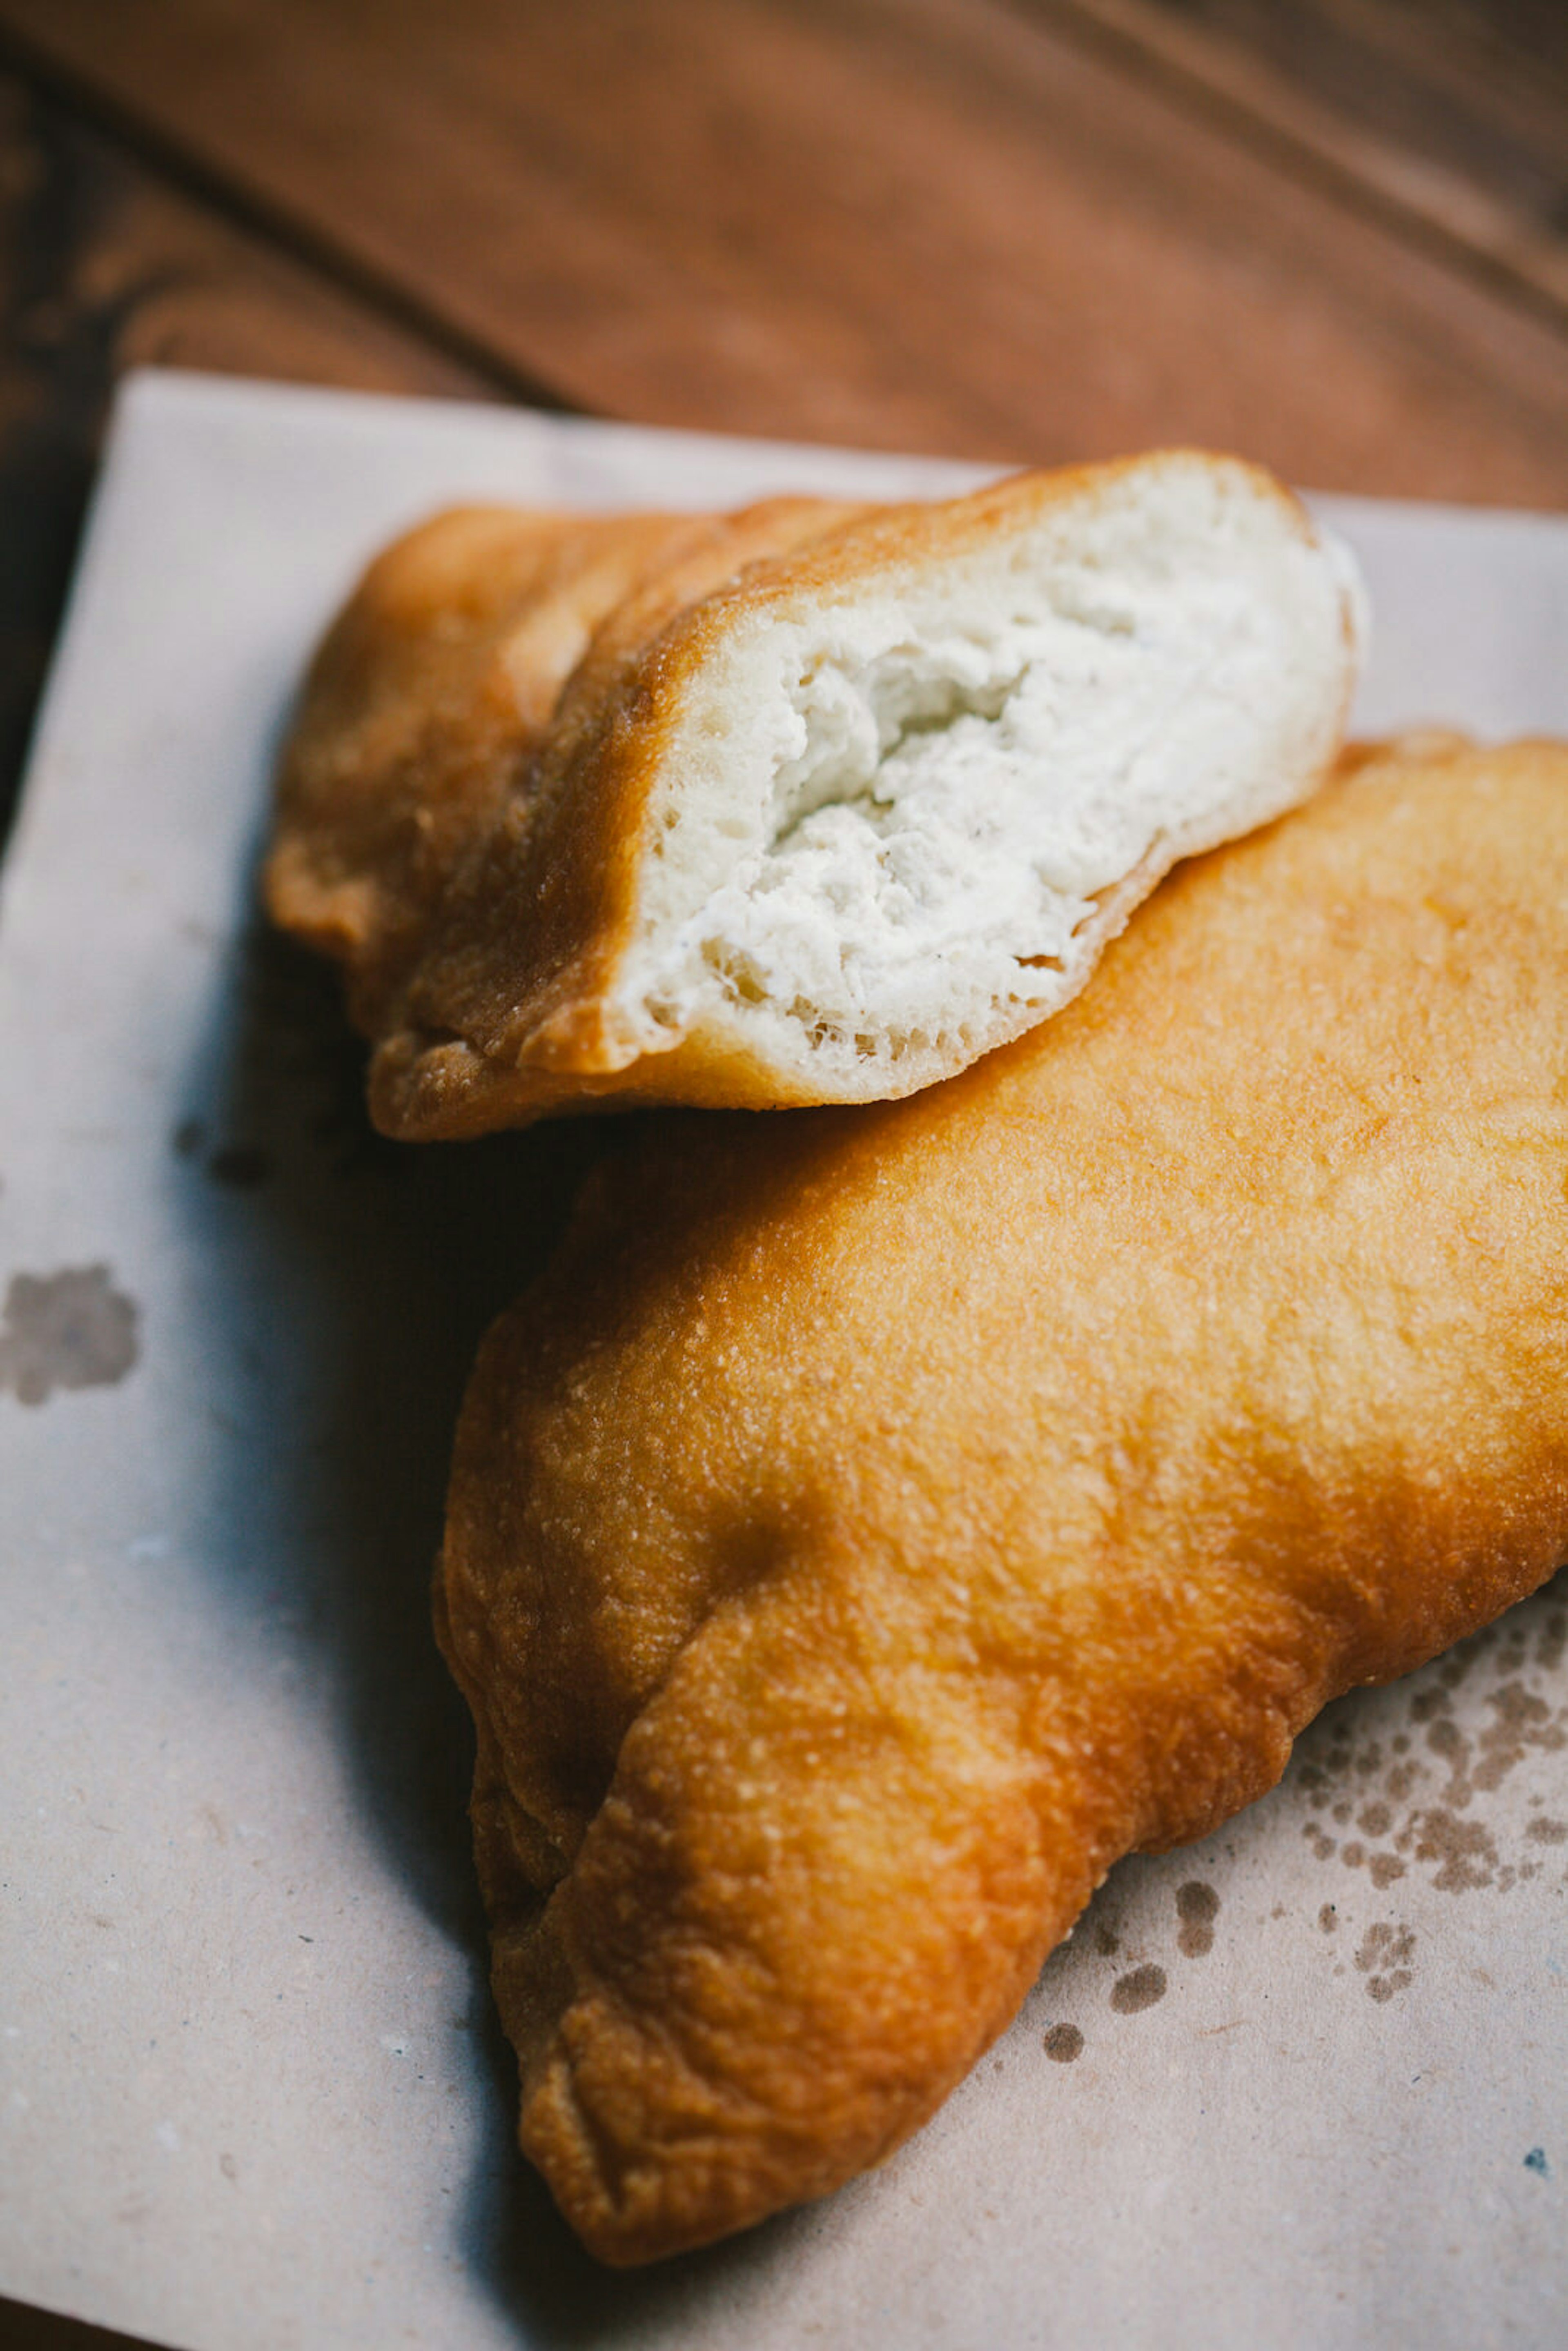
609;462;1363;1091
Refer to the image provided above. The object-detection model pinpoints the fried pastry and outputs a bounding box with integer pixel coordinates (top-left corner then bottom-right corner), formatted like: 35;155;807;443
437;735;1568;2264
268;454;1363;1135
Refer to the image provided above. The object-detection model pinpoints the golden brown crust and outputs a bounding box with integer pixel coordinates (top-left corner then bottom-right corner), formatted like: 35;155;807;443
439;736;1568;2263
362;489;879;1131
266;505;696;1024
266;492;871;1069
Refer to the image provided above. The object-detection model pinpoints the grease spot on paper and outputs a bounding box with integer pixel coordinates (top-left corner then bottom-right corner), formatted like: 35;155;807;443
1110;1964;1166;2015
1176;1881;1219;1958
0;1265;139;1405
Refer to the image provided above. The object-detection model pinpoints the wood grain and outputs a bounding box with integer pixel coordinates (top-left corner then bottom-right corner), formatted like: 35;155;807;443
0;0;1565;504
0;72;497;845
1027;0;1568;317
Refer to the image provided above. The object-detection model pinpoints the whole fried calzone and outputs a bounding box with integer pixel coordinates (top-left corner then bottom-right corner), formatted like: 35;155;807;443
437;735;1568;2264
267;454;1362;1135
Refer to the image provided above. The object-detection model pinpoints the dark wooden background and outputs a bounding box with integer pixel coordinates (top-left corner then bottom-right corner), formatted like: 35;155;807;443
0;2;1564;2342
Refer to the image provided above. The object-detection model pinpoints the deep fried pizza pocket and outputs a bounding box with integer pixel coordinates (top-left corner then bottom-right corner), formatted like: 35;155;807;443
268;455;1362;1134
437;735;1568;2262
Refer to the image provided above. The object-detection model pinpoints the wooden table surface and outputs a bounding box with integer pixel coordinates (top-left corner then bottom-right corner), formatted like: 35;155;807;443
0;2;1563;2342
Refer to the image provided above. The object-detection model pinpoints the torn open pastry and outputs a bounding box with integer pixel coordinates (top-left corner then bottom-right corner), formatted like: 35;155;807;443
437;735;1568;2264
267;453;1364;1135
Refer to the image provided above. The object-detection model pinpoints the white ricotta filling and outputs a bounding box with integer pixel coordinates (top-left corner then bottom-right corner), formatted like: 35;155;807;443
615;498;1352;1070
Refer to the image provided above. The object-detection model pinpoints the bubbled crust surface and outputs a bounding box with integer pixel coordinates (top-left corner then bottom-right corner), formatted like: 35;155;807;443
266;492;871;1078
438;737;1568;2264
266;504;706;1029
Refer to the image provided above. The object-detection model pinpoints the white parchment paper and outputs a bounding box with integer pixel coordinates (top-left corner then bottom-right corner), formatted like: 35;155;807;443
1;372;1564;2351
